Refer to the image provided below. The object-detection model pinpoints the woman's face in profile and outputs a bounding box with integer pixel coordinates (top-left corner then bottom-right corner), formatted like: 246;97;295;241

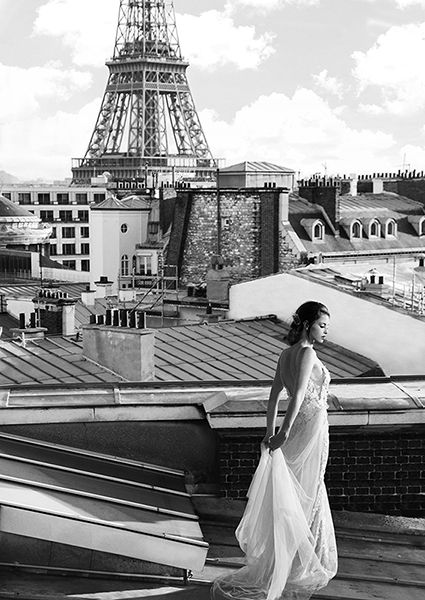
309;314;330;344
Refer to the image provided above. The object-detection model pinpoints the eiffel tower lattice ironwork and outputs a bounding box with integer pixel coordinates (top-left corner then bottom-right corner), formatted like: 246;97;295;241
72;0;217;184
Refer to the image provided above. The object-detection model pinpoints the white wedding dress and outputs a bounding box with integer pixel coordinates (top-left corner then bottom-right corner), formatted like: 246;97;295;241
211;363;338;600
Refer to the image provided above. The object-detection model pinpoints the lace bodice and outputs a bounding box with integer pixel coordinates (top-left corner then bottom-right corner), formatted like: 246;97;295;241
286;362;330;410
304;363;331;410
286;362;331;436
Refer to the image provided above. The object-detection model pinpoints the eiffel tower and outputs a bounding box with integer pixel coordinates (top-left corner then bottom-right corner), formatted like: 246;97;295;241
72;0;217;184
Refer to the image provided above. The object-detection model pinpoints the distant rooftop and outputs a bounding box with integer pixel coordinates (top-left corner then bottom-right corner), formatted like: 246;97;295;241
220;161;295;174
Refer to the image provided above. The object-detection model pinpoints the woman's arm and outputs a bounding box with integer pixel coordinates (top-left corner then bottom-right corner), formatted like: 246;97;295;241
262;355;284;444
268;346;315;451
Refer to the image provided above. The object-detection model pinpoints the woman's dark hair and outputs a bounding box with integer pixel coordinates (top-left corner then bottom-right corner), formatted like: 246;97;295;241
286;301;330;346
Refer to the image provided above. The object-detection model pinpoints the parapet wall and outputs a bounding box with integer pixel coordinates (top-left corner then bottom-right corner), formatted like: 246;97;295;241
218;429;424;516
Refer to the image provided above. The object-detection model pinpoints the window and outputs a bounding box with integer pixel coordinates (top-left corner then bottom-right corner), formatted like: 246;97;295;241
386;220;397;237
121;254;129;276
37;193;50;205
94;193;105;203
421;219;425;236
40;210;54;222
50;245;57;256
351;221;362;239
313;221;324;241
121;223;128;233
80;243;90;255
57;193;69;204
51;227;56;239
148;221;160;235
18;193;31;204
139;255;152;275
62;243;76;255
59;210;73;222
81;259;90;272
62;260;76;270
62;227;75;238
2;192;11;200
370;220;380;237
80;226;89;238
78;210;89;222
76;193;88;204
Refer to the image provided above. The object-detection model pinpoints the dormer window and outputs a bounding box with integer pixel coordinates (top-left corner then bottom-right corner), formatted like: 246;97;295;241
420;218;425;236
385;219;397;237
313;220;324;241
351;220;362;239
369;219;381;237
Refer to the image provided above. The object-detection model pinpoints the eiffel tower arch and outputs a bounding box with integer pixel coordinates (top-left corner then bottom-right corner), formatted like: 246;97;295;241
72;0;218;185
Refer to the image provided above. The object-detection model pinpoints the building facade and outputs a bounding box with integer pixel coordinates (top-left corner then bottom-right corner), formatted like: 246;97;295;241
0;184;107;273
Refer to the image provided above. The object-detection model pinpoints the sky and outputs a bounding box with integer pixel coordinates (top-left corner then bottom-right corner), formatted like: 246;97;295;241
2;0;425;181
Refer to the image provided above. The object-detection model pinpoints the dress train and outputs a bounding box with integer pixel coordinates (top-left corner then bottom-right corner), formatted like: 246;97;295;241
211;365;338;600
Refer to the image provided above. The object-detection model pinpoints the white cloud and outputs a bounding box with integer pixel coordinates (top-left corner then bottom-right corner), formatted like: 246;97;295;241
35;1;275;71
177;10;275;70
200;89;395;175
229;0;319;10
352;23;425;115
312;69;345;98
0;100;99;181
358;103;385;115
396;0;425;8
0;62;91;121
34;0;116;67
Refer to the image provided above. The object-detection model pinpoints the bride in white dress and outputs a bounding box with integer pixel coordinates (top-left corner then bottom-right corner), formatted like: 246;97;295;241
211;301;338;600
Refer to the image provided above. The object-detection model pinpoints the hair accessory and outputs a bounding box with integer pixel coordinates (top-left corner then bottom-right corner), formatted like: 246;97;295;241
292;313;301;326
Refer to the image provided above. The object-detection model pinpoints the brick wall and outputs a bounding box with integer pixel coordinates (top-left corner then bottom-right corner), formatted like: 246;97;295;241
218;430;425;516
383;179;425;207
179;190;282;285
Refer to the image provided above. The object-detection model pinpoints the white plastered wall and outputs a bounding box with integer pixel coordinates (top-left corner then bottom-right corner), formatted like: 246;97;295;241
228;272;425;375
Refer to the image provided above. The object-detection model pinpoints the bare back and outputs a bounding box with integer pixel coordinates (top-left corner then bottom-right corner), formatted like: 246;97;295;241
279;345;323;397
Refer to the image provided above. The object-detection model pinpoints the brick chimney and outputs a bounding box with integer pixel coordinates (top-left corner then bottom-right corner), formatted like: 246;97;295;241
35;289;77;336
82;309;154;381
10;312;47;343
298;179;340;226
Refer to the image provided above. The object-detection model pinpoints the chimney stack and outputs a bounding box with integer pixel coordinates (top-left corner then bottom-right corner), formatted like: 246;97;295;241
95;276;113;299
82;316;154;381
81;285;96;306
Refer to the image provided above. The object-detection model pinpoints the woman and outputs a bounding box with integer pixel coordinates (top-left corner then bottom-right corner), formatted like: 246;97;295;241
211;301;338;600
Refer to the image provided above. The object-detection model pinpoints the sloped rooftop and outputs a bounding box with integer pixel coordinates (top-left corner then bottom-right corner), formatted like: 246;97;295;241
0;317;383;387
221;161;295;174
0;194;38;218
289;192;425;255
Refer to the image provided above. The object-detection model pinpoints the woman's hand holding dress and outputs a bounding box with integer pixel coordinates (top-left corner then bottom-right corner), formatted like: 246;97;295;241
266;429;288;452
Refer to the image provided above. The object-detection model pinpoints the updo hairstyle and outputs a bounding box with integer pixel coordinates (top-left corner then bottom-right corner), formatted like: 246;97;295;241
286;301;330;346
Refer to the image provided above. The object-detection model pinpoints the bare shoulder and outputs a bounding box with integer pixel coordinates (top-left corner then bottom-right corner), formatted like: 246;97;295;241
298;345;316;363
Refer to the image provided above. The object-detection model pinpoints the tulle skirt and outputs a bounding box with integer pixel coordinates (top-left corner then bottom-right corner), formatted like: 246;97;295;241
211;413;338;600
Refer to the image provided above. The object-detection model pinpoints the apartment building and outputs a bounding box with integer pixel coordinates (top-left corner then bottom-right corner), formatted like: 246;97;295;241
0;184;107;272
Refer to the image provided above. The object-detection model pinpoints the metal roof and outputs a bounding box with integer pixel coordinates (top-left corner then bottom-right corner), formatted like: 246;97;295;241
0;336;126;386
220;161;295;174
0;317;382;387
0;282;89;299
151;318;381;381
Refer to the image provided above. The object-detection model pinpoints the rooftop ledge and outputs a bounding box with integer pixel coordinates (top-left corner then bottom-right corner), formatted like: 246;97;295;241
0;376;424;430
